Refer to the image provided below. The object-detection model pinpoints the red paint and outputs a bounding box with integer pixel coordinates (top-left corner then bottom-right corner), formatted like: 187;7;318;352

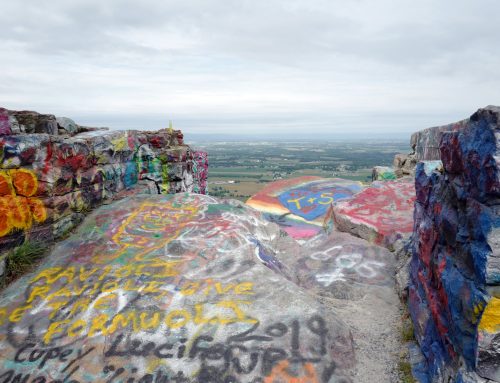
335;181;415;237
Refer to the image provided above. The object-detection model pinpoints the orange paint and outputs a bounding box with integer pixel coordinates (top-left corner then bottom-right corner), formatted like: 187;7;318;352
9;196;32;229
0;170;47;237
0;197;10;236
264;360;319;383
93;200;199;263
0;172;14;196
10;169;38;197
28;198;47;222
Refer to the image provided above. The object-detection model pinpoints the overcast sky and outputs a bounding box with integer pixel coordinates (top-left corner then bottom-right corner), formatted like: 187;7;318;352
1;0;499;139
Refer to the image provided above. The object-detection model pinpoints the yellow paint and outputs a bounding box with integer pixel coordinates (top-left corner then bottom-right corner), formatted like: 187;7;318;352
38;300;258;343
216;300;258;325
180;282;201;295
88;314;109;337
26;285;50;303
114;264;135;278
318;192;334;205
78;267;100;282
193;303;212;325
180;279;255;296
93;294;116;310
287;196;305;209
111;134;129;152
142;281;164;295
10;169;38;197
478;297;500;333
8;304;32;323
68;319;86;337
44;320;70;344
234;282;254;295
108;312;140;334
165;309;191;329
0;169;47;237
140;312;161;330
213;282;237;295
47;300;69;318
102;280;120;293
94;201;199;263
68;298;91;317
0;308;7;325
31;267;65;283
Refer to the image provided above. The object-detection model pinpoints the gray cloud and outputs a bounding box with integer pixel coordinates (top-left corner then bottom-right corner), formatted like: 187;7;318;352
0;0;499;138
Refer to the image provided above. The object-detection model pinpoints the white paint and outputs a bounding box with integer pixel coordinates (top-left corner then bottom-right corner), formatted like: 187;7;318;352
316;269;346;286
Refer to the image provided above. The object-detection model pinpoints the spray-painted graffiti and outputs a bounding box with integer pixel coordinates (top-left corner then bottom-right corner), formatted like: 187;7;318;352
192;151;208;195
0;116;203;247
0;194;355;382
371;166;396;181
333;180;415;249
284;232;395;291
0;169;47;237
409;107;500;382
247;177;363;240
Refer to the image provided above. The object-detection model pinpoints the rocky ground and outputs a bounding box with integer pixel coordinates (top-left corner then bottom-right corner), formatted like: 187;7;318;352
0;175;413;383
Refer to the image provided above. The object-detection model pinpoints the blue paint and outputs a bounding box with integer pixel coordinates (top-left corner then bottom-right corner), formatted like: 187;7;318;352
249;238;287;276
278;184;355;221
124;161;138;189
411;108;500;381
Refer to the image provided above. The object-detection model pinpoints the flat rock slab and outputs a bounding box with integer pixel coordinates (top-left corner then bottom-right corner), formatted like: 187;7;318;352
246;177;364;240
333;179;415;250
272;231;401;382
0;194;356;383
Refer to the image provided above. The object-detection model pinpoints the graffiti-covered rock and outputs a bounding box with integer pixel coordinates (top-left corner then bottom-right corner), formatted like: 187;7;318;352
332;179;415;251
246;177;364;240
0;107;208;253
410;106;500;382
0;194;356;383
372;166;396;181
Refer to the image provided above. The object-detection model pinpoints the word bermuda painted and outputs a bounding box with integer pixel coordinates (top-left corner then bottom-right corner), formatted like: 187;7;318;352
0;194;355;383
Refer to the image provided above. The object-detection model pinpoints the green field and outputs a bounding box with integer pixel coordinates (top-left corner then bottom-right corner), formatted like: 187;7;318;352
191;140;408;201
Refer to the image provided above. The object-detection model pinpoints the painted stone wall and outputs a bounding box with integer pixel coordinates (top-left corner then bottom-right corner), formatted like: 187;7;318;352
0;107;208;251
392;108;491;178
409;106;500;382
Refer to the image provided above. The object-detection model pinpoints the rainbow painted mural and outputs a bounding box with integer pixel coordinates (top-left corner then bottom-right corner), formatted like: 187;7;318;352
246;176;364;240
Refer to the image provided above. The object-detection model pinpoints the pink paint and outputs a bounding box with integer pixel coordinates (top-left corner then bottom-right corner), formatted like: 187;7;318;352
283;225;320;239
333;180;415;248
0;108;12;136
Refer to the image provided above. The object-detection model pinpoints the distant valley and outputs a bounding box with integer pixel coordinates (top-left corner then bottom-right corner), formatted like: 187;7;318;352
191;140;408;200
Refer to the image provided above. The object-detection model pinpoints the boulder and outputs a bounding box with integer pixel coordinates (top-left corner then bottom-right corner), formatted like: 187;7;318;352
56;116;79;135
372;166;396;181
246;176;364;240
0;194;356;382
333;179;415;251
409;106;500;382
11;110;58;135
0;108;12;136
0;109;208;250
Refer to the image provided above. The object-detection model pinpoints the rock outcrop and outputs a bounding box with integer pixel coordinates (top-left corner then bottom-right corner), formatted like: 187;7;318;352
0;107;208;253
0;193;360;383
409;106;500;382
372;166;396;181
332;179;415;251
393;111;476;178
246;176;364;240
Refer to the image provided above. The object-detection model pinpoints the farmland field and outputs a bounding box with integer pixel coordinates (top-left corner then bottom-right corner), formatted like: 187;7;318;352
191;140;409;201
